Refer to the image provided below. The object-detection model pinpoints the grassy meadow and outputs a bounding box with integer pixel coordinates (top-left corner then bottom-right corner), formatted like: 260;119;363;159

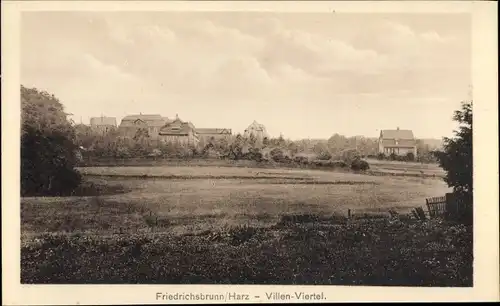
21;162;472;286
23;165;449;236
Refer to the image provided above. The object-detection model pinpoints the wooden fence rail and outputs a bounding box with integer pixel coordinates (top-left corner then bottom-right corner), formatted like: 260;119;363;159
425;193;472;222
426;196;447;218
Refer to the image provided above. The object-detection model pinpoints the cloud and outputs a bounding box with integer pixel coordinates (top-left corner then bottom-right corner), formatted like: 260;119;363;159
421;30;455;43
74;15;462;98
81;53;136;82
20;12;471;139
383;20;456;46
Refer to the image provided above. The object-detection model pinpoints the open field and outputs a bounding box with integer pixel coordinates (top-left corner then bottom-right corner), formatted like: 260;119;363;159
78;157;446;178
365;158;446;177
22;166;450;237
21;164;471;286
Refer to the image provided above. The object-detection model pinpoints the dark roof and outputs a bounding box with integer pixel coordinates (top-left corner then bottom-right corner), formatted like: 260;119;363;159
379;129;416;148
159;118;196;136
380;129;415;140
197;128;232;135
90;116;117;126
120;114;166;127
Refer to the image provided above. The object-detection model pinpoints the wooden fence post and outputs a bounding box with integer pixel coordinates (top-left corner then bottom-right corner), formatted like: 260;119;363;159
425;198;432;218
445;192;455;220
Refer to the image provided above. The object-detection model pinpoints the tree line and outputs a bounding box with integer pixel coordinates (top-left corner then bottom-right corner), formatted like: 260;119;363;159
74;124;439;164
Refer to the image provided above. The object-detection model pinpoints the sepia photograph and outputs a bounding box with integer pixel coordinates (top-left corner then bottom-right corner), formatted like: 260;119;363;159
2;0;498;304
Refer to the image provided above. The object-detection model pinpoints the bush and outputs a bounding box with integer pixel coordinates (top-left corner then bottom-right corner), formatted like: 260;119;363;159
405;152;415;161
331;160;348;168
309;160;348;169
245;148;263;162
270;148;285;162
146;149;163;159
312;160;326;167
341;149;361;164
316;151;332;161
114;146;131;159
350;159;370;171
293;156;309;165
377;153;385;160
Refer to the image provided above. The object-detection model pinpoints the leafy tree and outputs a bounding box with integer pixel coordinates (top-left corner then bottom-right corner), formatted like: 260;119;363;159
21;86;82;196
74;124;95;148
287;142;299;156
133;127;150;142
312;142;329;156
226;134;244;160
435;100;473;203
341;148;361;164
277;134;286;147
327;133;347;153
416;140;438;163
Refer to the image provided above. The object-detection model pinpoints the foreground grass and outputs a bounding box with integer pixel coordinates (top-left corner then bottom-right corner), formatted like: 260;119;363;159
21;216;472;286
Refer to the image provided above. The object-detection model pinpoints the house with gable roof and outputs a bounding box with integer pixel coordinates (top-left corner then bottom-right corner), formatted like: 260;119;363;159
196;128;232;145
158;114;199;146
378;127;417;157
89;116;117;135
118;114;170;139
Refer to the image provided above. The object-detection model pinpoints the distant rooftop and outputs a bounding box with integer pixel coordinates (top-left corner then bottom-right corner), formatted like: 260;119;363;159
90;116;117;126
380;128;415;140
120;114;166;127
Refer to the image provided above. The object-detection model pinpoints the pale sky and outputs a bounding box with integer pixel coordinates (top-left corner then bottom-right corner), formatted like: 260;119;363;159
21;12;471;140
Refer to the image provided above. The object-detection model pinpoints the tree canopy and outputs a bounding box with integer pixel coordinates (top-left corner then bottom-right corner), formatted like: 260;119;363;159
436;100;473;202
21;86;82;196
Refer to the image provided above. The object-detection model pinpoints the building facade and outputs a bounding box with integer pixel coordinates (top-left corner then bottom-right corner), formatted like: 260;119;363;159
158;116;199;146
89;116;117;135
118;114;170;139
378;127;417;157
243;120;270;141
197;128;232;144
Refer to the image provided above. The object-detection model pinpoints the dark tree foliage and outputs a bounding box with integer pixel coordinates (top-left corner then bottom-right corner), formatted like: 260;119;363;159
316;151;332;161
350;158;370;171
435;100;473;203
21;86;82;196
405;152;415;162
270;148;285;162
